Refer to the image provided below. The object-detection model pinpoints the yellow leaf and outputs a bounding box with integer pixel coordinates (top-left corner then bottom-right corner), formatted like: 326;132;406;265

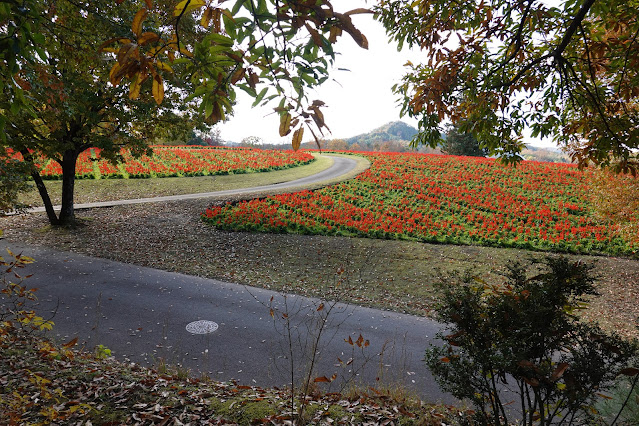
292;127;304;151
129;74;142;100
109;63;122;86
279;112;292;137
174;0;206;17
117;43;138;64
155;60;174;73
132;8;148;37
152;74;164;105
201;7;214;28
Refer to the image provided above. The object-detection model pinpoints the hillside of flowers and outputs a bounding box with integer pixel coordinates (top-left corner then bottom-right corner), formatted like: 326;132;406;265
6;146;314;179
203;152;639;256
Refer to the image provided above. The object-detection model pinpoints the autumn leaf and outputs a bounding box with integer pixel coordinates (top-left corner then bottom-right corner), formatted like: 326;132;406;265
152;74;164;105
138;32;160;46
550;362;570;382
620;367;639;376
291;127;304;151
62;337;78;349
174;0;206;17
132;9;148;37
201;7;214;28
129;74;142;100
279;112;292;137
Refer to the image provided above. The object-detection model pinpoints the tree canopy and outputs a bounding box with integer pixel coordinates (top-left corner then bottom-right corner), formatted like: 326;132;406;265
2;0;206;225
441;124;488;157
377;0;639;173
1;0;369;225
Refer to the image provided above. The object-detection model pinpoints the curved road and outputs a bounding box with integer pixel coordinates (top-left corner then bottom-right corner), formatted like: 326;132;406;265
29;154;361;212
4;154;456;403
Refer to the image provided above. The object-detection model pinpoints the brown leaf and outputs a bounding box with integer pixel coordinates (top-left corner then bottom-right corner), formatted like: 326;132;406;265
620;367;639;376
291;127;304;151
279;112;292;137
304;23;323;47
138;32;160;46
63;337;78;348
230;67;245;84
550;362;570;382
344;8;373;16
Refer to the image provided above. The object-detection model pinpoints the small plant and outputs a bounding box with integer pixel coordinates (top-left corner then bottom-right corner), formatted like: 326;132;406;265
95;344;112;360
0;238;54;339
426;256;639;425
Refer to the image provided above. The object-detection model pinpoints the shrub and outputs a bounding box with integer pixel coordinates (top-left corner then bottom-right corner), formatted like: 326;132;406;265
426;256;639;425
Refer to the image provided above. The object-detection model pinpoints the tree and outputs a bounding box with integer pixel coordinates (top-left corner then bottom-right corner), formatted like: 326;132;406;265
440;125;488;157
427;257;639;424
1;0;204;226
105;0;370;149
240;136;263;147
325;138;349;151
1;1;369;224
204;127;225;146
590;169;639;245
377;0;639;172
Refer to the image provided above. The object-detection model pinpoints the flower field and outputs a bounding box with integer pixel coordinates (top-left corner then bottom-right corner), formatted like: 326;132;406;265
6;146;314;179
203;152;639;256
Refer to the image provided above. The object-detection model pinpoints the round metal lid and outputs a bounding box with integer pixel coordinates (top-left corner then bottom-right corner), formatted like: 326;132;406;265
186;320;219;335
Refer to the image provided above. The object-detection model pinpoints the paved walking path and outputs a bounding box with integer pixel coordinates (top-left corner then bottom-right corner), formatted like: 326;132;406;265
28;154;361;212
1;242;454;404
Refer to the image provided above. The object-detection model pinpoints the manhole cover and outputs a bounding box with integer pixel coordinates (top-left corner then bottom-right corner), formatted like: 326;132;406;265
186;320;219;335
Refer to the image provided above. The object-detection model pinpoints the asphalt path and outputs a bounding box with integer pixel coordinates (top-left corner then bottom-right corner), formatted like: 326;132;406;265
1;242;454;404
28;154;360;212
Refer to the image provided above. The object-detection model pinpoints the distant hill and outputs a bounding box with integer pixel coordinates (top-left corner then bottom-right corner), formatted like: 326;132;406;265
522;145;573;163
345;121;419;147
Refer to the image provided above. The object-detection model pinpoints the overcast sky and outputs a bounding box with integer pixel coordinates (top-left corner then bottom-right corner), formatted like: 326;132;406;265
216;2;557;149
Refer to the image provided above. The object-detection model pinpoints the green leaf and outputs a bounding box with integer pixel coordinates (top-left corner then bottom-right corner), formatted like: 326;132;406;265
252;87;267;107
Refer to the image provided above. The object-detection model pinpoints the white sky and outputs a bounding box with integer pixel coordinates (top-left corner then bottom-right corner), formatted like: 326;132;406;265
217;2;557;149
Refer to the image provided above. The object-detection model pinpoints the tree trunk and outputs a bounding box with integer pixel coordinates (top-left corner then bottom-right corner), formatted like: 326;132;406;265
58;149;79;226
20;149;60;226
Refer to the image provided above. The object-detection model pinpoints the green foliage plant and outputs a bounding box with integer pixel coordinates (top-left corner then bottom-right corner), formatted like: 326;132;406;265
426;256;639;425
0;153;31;214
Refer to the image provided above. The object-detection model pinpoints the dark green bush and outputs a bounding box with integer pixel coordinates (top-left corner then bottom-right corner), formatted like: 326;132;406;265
426;256;639;425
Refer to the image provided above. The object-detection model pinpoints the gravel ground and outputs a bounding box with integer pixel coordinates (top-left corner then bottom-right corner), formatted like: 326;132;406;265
2;198;639;340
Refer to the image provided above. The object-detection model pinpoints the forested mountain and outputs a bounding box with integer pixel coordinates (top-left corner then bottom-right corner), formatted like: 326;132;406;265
346;121;419;147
